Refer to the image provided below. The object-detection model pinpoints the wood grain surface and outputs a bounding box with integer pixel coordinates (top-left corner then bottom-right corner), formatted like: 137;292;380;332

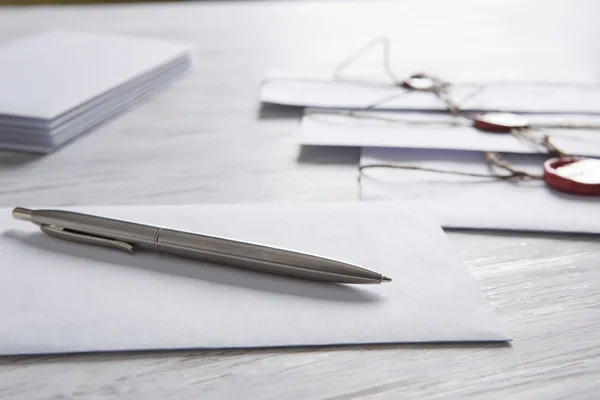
0;1;599;399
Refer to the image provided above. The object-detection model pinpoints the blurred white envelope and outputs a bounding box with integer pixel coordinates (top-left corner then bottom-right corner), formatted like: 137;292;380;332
0;30;193;153
260;70;600;113
0;203;509;356
360;148;600;234
300;110;600;157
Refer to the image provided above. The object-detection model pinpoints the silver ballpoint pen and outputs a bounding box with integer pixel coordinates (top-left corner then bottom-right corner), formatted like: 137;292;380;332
12;207;391;284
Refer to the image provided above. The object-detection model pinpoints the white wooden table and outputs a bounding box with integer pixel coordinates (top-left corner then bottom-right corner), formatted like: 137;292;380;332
0;1;599;398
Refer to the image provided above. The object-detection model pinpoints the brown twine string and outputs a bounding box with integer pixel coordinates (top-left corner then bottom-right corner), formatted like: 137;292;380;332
307;108;600;135
304;109;468;128
333;38;470;117
306;109;569;157
327;37;600;157
263;36;600;91
485;152;544;180
324;38;591;158
305;38;591;181
334;37;401;85
359;152;544;181
542;135;568;158
507;130;567;158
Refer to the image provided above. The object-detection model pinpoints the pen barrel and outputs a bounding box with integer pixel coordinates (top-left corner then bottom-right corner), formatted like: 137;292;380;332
155;228;384;284
19;208;387;284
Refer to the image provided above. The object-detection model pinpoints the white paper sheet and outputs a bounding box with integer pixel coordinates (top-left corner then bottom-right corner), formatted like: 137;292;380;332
300;111;600;157
260;70;600;113
360;148;600;234
0;203;509;355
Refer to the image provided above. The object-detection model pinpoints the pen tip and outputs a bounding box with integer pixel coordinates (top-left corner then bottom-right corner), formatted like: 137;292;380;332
381;275;392;283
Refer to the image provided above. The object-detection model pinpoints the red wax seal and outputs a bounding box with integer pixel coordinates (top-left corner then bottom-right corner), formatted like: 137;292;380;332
474;112;529;133
544;157;600;195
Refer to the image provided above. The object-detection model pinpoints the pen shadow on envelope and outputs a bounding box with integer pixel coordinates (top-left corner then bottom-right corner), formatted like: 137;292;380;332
0;341;511;362
4;230;381;304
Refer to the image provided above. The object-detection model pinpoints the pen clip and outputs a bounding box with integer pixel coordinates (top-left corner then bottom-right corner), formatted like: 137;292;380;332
39;224;134;253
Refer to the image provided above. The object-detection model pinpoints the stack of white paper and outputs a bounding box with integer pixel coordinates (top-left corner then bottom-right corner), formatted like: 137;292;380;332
0;30;193;153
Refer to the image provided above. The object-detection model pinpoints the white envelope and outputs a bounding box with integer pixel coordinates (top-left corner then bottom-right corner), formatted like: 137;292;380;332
360;148;600;234
260;70;600;113
0;30;193;120
0;203;509;355
0;59;191;153
0;30;193;153
0;56;190;132
300;110;600;157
